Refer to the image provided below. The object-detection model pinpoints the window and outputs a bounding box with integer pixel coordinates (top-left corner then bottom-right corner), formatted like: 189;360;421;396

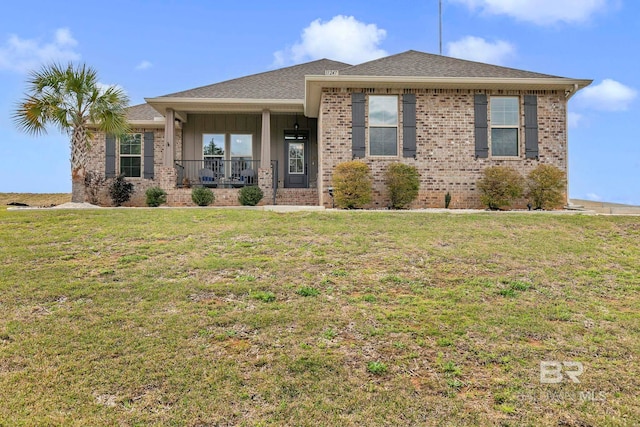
230;134;252;161
491;97;519;156
203;134;225;160
119;133;142;177
369;95;398;156
202;133;253;179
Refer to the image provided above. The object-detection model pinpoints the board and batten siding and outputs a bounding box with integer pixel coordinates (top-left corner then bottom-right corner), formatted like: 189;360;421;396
182;113;318;188
182;114;261;161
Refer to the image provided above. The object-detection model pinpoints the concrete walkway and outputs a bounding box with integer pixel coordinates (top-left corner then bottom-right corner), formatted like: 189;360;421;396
7;201;640;216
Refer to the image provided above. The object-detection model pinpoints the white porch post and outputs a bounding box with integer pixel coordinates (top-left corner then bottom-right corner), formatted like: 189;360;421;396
164;108;175;167
260;109;271;168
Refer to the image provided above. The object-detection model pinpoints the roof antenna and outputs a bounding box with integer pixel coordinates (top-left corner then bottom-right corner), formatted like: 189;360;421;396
439;0;443;55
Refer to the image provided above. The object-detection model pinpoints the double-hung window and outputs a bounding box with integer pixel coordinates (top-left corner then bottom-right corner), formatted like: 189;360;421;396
369;95;398;156
490;97;519;156
119;133;142;177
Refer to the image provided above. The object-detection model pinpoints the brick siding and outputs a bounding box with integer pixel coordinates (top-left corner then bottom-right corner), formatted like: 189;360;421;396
318;88;567;209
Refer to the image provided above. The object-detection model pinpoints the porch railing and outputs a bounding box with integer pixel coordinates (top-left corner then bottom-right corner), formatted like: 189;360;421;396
175;159;260;188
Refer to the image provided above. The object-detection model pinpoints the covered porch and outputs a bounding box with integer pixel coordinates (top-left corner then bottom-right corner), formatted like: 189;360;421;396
147;99;320;205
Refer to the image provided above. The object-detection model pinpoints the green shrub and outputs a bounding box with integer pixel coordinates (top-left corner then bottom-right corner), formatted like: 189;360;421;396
238;185;263;206
477;166;524;210
331;161;372;209
108;174;134;206
445;192;452;209
384;163;420;209
191;186;215;206
145;187;167;207
526;164;566;210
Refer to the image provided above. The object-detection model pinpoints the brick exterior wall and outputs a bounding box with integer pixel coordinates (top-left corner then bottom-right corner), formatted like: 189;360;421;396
318;88;568;209
275;189;319;206
86;127;180;206
86;87;567;209
166;188;241;206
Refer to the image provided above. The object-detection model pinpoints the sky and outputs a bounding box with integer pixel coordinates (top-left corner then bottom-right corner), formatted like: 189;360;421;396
0;0;638;204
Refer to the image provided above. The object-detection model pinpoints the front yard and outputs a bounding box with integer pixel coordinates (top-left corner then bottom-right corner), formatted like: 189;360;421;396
0;204;638;426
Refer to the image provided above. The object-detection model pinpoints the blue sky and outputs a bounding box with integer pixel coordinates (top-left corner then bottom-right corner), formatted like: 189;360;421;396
0;0;638;204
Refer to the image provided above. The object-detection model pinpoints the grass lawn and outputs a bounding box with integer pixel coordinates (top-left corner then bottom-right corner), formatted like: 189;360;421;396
0;198;638;426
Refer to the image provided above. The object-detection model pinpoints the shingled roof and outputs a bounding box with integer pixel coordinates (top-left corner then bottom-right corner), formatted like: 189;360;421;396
126;103;162;121
137;50;587;120
337;50;561;79
160;58;351;100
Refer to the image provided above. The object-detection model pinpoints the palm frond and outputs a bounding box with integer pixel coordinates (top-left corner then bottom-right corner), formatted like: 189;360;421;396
15;62;130;140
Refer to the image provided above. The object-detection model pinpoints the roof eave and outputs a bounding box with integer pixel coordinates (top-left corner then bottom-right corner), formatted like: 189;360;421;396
127;119;166;128
304;75;593;117
145;97;305;117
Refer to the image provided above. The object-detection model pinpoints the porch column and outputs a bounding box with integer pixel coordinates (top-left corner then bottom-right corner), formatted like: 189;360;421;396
260;109;271;169
163;108;175;167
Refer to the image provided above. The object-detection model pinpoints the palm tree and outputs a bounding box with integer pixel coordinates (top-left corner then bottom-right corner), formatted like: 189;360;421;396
14;63;130;202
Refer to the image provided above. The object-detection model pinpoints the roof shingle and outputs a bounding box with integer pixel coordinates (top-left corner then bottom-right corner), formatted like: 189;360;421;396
126;103;162;121
161;59;351;100
338;50;561;79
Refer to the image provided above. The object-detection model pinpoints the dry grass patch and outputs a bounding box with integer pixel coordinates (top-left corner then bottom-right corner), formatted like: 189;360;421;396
0;192;71;209
0;208;638;426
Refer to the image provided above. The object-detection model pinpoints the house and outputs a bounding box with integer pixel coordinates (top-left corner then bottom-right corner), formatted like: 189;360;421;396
86;50;591;208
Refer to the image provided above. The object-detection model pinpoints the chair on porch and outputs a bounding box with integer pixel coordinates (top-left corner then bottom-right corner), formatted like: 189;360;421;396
240;168;256;185
198;168;218;188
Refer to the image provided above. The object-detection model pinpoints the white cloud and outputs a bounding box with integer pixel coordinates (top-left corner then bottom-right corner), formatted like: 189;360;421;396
586;192;602;201
576;79;637;111
449;0;610;25
446;36;515;65
274;15;387;66
568;112;583;129
0;27;80;73
97;82;128;97
135;60;152;70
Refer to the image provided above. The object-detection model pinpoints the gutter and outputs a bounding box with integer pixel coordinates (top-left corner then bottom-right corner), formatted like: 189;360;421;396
304;75;593;117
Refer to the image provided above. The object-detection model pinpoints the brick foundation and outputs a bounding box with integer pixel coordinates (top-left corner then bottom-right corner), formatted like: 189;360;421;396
166;187;241;206
275;188;319;206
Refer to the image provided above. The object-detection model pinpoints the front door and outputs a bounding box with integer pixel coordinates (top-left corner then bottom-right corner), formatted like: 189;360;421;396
284;132;308;188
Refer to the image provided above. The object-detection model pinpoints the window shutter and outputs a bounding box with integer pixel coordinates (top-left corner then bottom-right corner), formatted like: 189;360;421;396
474;94;489;158
402;94;416;158
105;134;116;178
351;92;366;158
524;95;539;159
144;131;155;179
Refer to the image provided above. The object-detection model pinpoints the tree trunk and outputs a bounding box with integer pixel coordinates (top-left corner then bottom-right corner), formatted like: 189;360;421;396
71;166;86;203
70;125;89;203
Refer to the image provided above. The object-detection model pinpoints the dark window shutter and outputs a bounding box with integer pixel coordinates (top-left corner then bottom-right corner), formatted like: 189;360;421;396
351;92;366;158
474;94;489;158
144;131;155;179
402;94;416;158
524;95;539;159
105;134;116;178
